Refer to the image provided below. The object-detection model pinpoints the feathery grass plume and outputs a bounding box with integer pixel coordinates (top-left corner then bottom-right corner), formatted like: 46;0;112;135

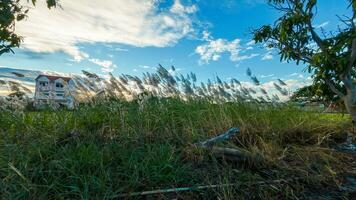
175;75;181;82
144;72;160;88
158;64;177;86
223;82;230;89
181;76;194;96
195;87;205;97
0;63;293;111
186;73;191;80
71;76;95;101
248;88;257;94
200;82;208;93
7;81;21;92
0;79;6;85
278;79;287;86
265;95;271;102
257;96;267;103
245;68;260;86
260;88;268;95
8;91;26;99
216;76;223;84
82;70;100;81
272;94;280;101
20;85;32;94
218;86;231;100
250;76;260;86
240;86;250;96
231;78;241;86
119;75;129;85
246;68;252;77
207;78;211;85
273;82;288;96
190;72;197;83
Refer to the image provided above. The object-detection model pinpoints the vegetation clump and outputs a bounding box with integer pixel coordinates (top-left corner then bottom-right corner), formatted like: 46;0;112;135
0;67;355;199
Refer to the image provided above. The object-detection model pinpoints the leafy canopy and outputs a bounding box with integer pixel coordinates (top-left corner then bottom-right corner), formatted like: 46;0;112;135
253;0;356;98
290;83;343;103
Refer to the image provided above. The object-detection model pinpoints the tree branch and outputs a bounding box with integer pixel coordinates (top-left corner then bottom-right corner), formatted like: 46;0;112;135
307;20;327;51
324;78;345;98
346;38;356;75
303;3;327;51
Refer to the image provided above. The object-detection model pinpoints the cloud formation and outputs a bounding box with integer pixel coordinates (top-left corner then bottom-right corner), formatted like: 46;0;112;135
262;53;273;60
195;33;276;64
235;53;260;61
195;37;241;64
17;0;197;61
89;59;117;73
315;21;329;29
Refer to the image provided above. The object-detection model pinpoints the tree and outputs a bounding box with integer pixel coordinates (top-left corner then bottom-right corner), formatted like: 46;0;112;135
0;0;57;55
253;0;356;122
290;83;342;104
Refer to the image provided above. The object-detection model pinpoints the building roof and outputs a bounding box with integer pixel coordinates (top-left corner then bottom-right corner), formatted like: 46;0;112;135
35;75;72;82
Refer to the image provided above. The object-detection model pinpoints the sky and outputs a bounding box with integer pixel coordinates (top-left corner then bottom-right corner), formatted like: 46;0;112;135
0;0;352;87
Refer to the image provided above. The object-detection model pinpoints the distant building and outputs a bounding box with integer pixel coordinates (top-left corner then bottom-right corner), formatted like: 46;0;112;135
34;75;75;108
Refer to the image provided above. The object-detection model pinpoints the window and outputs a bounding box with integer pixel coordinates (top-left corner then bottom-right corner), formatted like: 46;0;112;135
56;93;64;97
56;83;64;88
43;93;49;96
39;81;48;87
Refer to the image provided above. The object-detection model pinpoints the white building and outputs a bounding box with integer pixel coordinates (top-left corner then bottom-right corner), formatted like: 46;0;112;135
34;75;75;108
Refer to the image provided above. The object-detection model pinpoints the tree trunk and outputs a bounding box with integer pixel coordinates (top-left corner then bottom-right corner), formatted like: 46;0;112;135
343;85;356;123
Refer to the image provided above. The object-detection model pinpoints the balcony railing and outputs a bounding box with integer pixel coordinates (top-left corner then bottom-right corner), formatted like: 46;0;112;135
38;86;51;91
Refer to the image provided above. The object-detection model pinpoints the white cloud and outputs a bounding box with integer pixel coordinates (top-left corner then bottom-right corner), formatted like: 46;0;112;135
202;30;212;41
235;53;259;61
114;47;129;52
246;40;255;46
195;33;278;64
260;74;275;78
170;0;197;14
288;73;304;79
315;21;329;29
195;38;241;64
262;53;273;60
288;73;299;77
17;0;197;61
139;65;155;70
89;58;117;73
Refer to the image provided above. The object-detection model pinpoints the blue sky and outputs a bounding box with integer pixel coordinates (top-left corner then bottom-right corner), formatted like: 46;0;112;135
0;0;352;84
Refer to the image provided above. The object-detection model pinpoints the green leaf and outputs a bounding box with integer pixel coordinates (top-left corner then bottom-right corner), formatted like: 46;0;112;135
16;14;26;21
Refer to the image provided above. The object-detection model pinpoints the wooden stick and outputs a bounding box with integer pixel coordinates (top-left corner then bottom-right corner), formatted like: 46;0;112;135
114;178;295;198
210;147;254;162
198;127;239;147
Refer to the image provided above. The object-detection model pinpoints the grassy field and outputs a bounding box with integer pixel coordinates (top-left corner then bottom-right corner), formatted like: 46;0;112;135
0;98;355;199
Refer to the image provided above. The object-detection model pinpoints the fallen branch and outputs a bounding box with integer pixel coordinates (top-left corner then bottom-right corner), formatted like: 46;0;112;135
196;128;262;163
114;178;300;198
197;127;239;147
210;147;262;163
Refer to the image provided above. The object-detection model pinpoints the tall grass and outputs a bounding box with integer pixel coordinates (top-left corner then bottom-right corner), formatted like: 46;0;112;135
0;98;353;199
0;66;354;199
